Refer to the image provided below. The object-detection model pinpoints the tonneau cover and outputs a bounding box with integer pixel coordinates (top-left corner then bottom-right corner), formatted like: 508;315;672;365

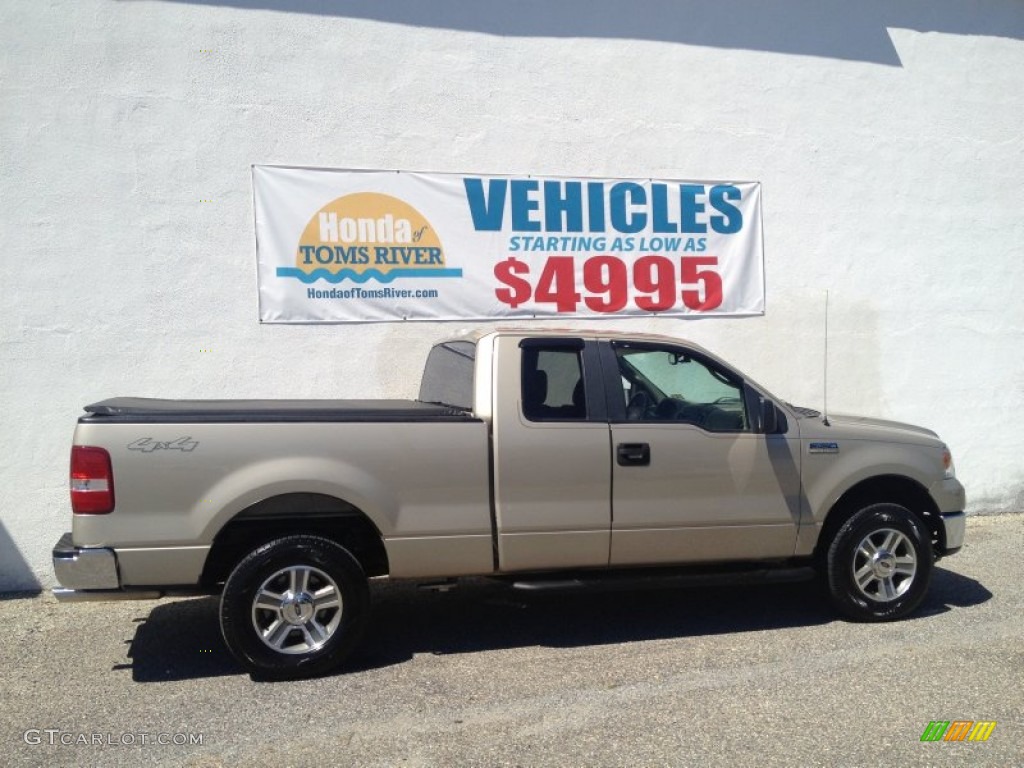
81;398;476;424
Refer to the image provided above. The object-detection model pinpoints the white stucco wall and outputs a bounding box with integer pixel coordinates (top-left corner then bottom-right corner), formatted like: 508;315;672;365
2;1;1022;591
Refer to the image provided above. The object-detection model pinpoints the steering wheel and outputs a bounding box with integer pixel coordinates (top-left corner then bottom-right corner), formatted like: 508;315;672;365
654;398;685;420
626;391;653;420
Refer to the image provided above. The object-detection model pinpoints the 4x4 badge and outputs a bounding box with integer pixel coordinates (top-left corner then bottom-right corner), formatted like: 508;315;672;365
127;437;199;453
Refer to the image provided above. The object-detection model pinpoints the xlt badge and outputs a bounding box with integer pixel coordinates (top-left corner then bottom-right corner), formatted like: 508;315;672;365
809;441;839;454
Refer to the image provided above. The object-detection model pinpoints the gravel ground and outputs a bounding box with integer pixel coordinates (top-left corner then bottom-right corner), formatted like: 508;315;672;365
2;514;1021;768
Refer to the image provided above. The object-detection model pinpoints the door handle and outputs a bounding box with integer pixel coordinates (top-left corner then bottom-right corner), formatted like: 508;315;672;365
617;442;650;466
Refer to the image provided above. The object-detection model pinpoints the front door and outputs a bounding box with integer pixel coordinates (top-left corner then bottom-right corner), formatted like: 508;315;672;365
606;341;801;566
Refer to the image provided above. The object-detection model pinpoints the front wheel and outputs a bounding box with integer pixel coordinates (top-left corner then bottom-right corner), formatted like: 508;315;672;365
826;503;933;621
220;535;369;680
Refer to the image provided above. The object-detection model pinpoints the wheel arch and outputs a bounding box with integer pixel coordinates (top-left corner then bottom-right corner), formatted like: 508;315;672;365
200;492;389;588
815;474;943;562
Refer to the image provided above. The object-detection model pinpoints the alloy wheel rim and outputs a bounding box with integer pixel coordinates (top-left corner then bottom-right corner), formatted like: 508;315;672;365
851;528;917;602
250;565;343;654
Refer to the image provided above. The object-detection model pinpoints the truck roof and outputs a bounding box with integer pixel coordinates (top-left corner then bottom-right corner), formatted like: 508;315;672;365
440;328;714;354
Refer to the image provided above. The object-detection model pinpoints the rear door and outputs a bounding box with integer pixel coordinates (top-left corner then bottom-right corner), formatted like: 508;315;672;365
604;340;802;566
491;336;612;571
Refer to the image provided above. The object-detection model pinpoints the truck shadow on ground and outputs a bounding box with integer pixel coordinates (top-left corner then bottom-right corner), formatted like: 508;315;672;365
122;565;991;682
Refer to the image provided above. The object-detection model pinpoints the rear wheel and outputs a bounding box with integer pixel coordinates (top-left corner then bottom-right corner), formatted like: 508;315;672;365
826;503;932;621
220;535;369;679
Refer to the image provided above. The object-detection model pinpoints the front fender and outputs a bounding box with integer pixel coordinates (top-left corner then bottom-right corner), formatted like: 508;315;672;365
803;440;946;525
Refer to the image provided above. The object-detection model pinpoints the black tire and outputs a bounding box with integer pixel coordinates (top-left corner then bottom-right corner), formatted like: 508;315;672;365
826;503;933;622
220;535;369;680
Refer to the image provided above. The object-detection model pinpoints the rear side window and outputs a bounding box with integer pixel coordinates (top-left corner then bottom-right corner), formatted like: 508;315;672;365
419;341;476;410
521;346;586;421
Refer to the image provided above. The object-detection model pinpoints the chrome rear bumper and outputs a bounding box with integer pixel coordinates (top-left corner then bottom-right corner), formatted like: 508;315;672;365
53;532;119;589
52;587;162;602
52;531;162;601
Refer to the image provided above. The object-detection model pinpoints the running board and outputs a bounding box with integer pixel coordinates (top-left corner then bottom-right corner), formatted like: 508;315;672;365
511;579;588;592
416;579;459;592
510;567;815;593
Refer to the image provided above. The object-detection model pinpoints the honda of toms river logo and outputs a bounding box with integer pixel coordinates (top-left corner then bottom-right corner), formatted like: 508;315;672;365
276;192;462;284
920;720;997;742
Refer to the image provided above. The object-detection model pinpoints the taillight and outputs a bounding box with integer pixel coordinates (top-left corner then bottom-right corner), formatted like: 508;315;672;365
70;446;115;514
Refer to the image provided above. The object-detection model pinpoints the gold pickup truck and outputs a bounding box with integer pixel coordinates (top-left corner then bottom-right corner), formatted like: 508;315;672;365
54;329;965;679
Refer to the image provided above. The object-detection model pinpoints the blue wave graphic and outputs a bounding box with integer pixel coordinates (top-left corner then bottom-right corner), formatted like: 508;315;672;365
276;267;463;284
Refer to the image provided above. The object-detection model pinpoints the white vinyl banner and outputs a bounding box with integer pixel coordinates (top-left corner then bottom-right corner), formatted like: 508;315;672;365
253;166;764;323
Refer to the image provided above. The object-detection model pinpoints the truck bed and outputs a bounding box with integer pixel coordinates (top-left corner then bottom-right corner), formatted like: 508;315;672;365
80;398;476;424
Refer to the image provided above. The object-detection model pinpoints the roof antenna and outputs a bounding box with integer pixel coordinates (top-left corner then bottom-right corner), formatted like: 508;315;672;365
823;290;831;427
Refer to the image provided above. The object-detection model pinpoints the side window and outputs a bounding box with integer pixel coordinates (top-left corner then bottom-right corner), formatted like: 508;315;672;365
521;346;586;421
615;345;748;432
